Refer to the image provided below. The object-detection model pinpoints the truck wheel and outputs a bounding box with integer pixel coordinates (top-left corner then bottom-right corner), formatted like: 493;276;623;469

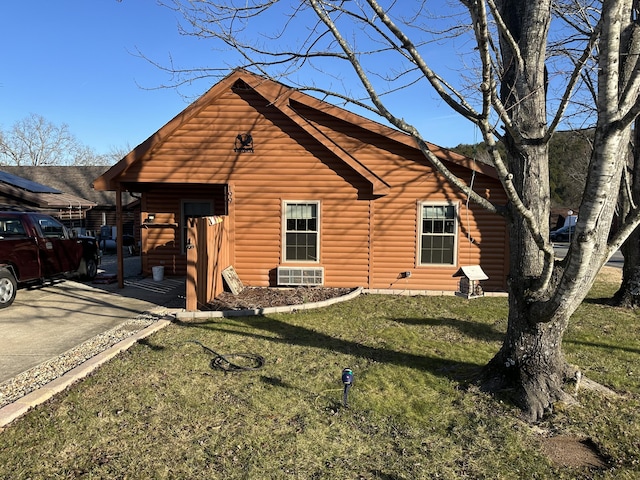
79;258;98;280
0;270;17;308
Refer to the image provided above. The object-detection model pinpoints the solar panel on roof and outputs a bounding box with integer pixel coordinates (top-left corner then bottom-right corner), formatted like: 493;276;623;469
0;171;62;194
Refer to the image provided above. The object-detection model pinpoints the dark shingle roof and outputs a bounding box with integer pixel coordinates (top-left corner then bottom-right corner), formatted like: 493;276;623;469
0;166;123;206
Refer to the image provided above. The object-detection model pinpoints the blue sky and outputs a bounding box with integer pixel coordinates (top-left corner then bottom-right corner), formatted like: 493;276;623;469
1;1;477;157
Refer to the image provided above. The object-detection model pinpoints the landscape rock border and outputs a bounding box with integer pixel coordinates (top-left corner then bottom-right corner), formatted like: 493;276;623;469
176;286;363;320
0;314;173;428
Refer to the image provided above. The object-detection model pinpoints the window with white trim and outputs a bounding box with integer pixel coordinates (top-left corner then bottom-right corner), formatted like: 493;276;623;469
419;203;457;265
284;201;319;262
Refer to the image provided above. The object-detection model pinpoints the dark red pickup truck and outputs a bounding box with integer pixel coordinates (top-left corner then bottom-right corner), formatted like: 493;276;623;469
0;211;100;308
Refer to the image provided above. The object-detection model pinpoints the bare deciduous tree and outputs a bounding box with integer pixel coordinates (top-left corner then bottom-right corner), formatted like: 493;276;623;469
0;113;113;166
0;113;77;166
157;0;640;421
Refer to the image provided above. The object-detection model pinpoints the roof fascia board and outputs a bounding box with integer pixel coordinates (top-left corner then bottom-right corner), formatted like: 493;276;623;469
285;90;499;180
41;195;98;209
93;70;248;191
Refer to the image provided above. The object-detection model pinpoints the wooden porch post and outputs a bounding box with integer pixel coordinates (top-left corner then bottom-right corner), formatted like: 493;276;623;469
116;187;124;288
186;218;197;311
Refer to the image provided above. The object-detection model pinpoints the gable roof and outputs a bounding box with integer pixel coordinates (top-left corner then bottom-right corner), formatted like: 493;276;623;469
0;167;98;210
94;69;496;192
1;166;135;207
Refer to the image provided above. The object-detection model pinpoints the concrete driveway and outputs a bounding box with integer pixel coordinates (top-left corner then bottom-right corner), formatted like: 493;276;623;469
0;254;185;383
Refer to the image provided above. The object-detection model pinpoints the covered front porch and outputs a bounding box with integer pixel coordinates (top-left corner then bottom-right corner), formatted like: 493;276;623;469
110;182;230;288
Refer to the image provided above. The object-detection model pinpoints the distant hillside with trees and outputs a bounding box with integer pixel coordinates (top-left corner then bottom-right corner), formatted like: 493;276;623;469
452;129;593;209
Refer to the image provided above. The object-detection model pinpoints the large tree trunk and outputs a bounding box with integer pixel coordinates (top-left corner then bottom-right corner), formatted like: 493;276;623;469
478;0;568;421
613;232;640;307
479;0;634;421
612;118;640;307
481;127;629;421
481;300;577;420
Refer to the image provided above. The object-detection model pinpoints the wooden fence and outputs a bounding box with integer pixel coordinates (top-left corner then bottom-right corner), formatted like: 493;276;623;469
185;216;230;311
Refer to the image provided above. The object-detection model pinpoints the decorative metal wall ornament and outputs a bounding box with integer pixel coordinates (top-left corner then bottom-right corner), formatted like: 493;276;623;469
234;133;254;153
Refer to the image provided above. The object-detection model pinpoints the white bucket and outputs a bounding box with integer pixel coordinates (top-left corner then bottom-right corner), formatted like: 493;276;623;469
152;266;164;282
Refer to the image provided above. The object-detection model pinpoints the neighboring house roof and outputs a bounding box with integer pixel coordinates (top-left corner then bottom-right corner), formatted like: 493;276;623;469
0;168;97;210
1;166;134;207
94;69;498;192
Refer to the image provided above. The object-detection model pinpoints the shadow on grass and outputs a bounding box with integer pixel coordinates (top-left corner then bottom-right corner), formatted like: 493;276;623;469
393;316;505;342
175;315;489;384
581;297;616;306
138;338;166;351
565;339;640;355
259;375;293;388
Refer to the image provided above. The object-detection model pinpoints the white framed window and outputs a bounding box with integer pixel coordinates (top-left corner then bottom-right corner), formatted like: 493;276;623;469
283;201;319;262
418;202;458;265
181;200;213;253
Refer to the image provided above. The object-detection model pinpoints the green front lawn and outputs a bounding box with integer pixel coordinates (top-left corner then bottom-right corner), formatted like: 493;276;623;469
1;276;638;479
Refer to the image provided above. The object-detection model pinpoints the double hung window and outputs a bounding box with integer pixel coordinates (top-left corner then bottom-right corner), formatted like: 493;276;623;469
284;201;319;262
419;203;457;265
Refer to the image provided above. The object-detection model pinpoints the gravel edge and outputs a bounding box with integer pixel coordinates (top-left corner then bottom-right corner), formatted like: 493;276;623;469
0;287;363;413
0;312;172;409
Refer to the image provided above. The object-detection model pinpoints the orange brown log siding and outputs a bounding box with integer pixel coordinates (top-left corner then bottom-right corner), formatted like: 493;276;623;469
116;78;508;292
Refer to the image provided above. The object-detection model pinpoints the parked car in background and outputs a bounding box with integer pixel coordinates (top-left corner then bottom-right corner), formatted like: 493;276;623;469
550;224;576;242
0;212;100;308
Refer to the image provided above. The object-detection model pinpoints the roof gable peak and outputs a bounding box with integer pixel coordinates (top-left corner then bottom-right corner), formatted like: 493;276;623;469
94;69;496;191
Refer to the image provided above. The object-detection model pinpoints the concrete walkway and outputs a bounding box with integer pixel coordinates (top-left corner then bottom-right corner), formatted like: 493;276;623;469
0;319;173;428
0;253;186;426
0;254;184;383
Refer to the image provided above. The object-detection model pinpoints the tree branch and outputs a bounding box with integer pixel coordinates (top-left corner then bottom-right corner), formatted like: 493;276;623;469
299;0;499;213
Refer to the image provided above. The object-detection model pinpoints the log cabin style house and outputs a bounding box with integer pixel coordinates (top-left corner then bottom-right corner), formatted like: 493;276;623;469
93;69;509;293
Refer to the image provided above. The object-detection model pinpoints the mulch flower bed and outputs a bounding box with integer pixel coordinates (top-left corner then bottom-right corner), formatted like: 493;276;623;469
205;286;355;311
